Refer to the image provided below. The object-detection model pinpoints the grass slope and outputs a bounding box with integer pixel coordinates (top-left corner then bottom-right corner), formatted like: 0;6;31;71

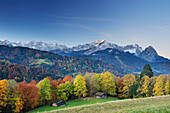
35;95;170;113
28;97;119;113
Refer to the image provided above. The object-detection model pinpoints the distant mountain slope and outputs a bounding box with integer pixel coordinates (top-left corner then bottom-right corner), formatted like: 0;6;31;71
50;40;169;63
51;40;143;56
0;40;67;51
0;45;127;82
0;60;54;82
78;48;148;73
139;46;170;62
75;48;170;75
0;40;169;75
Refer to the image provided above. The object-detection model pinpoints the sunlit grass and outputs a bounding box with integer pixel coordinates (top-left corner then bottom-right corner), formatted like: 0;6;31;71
28;97;119;113
32;95;170;113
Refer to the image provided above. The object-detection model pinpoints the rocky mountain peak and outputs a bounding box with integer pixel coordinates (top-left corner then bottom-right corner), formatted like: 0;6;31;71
139;46;158;62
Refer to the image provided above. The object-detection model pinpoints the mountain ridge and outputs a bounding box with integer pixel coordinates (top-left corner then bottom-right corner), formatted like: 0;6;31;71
0;39;169;63
0;45;127;82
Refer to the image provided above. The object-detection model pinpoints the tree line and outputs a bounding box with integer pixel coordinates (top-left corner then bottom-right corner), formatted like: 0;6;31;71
0;70;169;112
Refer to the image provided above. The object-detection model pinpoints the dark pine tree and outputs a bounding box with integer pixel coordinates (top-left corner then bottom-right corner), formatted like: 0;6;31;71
140;64;154;79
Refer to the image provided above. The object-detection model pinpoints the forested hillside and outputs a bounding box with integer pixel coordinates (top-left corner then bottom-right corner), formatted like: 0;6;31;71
0;45;126;82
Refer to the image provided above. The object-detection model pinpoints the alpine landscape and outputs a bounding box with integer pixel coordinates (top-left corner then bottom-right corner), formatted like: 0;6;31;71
0;0;169;113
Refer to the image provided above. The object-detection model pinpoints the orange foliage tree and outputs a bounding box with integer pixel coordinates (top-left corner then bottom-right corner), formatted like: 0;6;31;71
18;81;39;111
62;75;73;83
0;79;9;112
116;77;124;98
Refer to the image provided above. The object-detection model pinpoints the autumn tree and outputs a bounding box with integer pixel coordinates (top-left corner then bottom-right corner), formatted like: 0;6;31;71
84;72;100;97
137;75;150;97
7;79;23;113
56;83;66;100
164;75;170;95
140;64;153;79
29;80;37;86
10;84;23;113
116;77;124;98
153;75;164;96
148;76;157;96
56;81;73;100
74;75;87;99
94;73;103;91
101;72;117;97
122;74;136;98
51;80;58;99
62;75;73;83
38;78;52;106
56;79;62;85
64;81;73;99
0;79;9;112
18;81;39;111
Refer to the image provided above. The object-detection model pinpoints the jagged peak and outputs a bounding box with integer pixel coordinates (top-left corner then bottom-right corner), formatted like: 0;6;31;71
144;46;157;53
93;39;106;44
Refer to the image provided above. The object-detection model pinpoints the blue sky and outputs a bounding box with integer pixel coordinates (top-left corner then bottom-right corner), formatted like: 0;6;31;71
0;0;170;58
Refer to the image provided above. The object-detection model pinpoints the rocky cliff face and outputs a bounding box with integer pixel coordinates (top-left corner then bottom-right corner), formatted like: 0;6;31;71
139;46;158;62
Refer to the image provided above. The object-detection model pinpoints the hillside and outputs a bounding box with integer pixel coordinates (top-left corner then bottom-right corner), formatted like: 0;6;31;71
0;40;169;75
76;48;170;75
0;45;126;82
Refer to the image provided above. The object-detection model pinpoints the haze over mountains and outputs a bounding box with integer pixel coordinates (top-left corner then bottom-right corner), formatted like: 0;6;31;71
0;39;169;77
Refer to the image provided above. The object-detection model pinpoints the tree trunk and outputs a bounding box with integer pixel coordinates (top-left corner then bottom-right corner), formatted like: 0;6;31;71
78;91;81;99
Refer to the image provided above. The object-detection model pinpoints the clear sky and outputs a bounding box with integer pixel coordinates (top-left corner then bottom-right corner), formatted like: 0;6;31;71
0;0;170;58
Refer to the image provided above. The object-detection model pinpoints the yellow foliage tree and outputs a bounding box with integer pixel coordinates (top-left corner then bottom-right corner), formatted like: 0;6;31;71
74;75;87;99
137;75;150;97
0;79;9;112
84;72;100;97
122;74;136;98
165;75;170;95
10;84;23;113
153;75;164;96
101;72;117;97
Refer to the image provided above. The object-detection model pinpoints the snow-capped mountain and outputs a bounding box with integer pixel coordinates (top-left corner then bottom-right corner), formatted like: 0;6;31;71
57;40;143;56
0;39;169;63
0;39;143;56
0;40;67;51
123;44;143;56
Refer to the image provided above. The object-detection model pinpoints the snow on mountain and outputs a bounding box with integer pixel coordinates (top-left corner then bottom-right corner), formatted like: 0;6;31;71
123;44;143;56
0;40;67;51
1;39;169;62
67;40;143;56
0;39;143;56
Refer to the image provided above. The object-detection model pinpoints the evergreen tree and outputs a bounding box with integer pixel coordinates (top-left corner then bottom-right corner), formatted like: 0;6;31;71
130;81;139;98
140;64;153;79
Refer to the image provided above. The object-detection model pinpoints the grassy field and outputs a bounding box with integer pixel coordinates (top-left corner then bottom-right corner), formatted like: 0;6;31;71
30;59;53;65
28;97;119;113
32;95;170;113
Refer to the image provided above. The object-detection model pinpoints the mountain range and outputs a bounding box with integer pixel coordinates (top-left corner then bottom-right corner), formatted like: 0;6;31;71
0;40;169;77
1;39;169;62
